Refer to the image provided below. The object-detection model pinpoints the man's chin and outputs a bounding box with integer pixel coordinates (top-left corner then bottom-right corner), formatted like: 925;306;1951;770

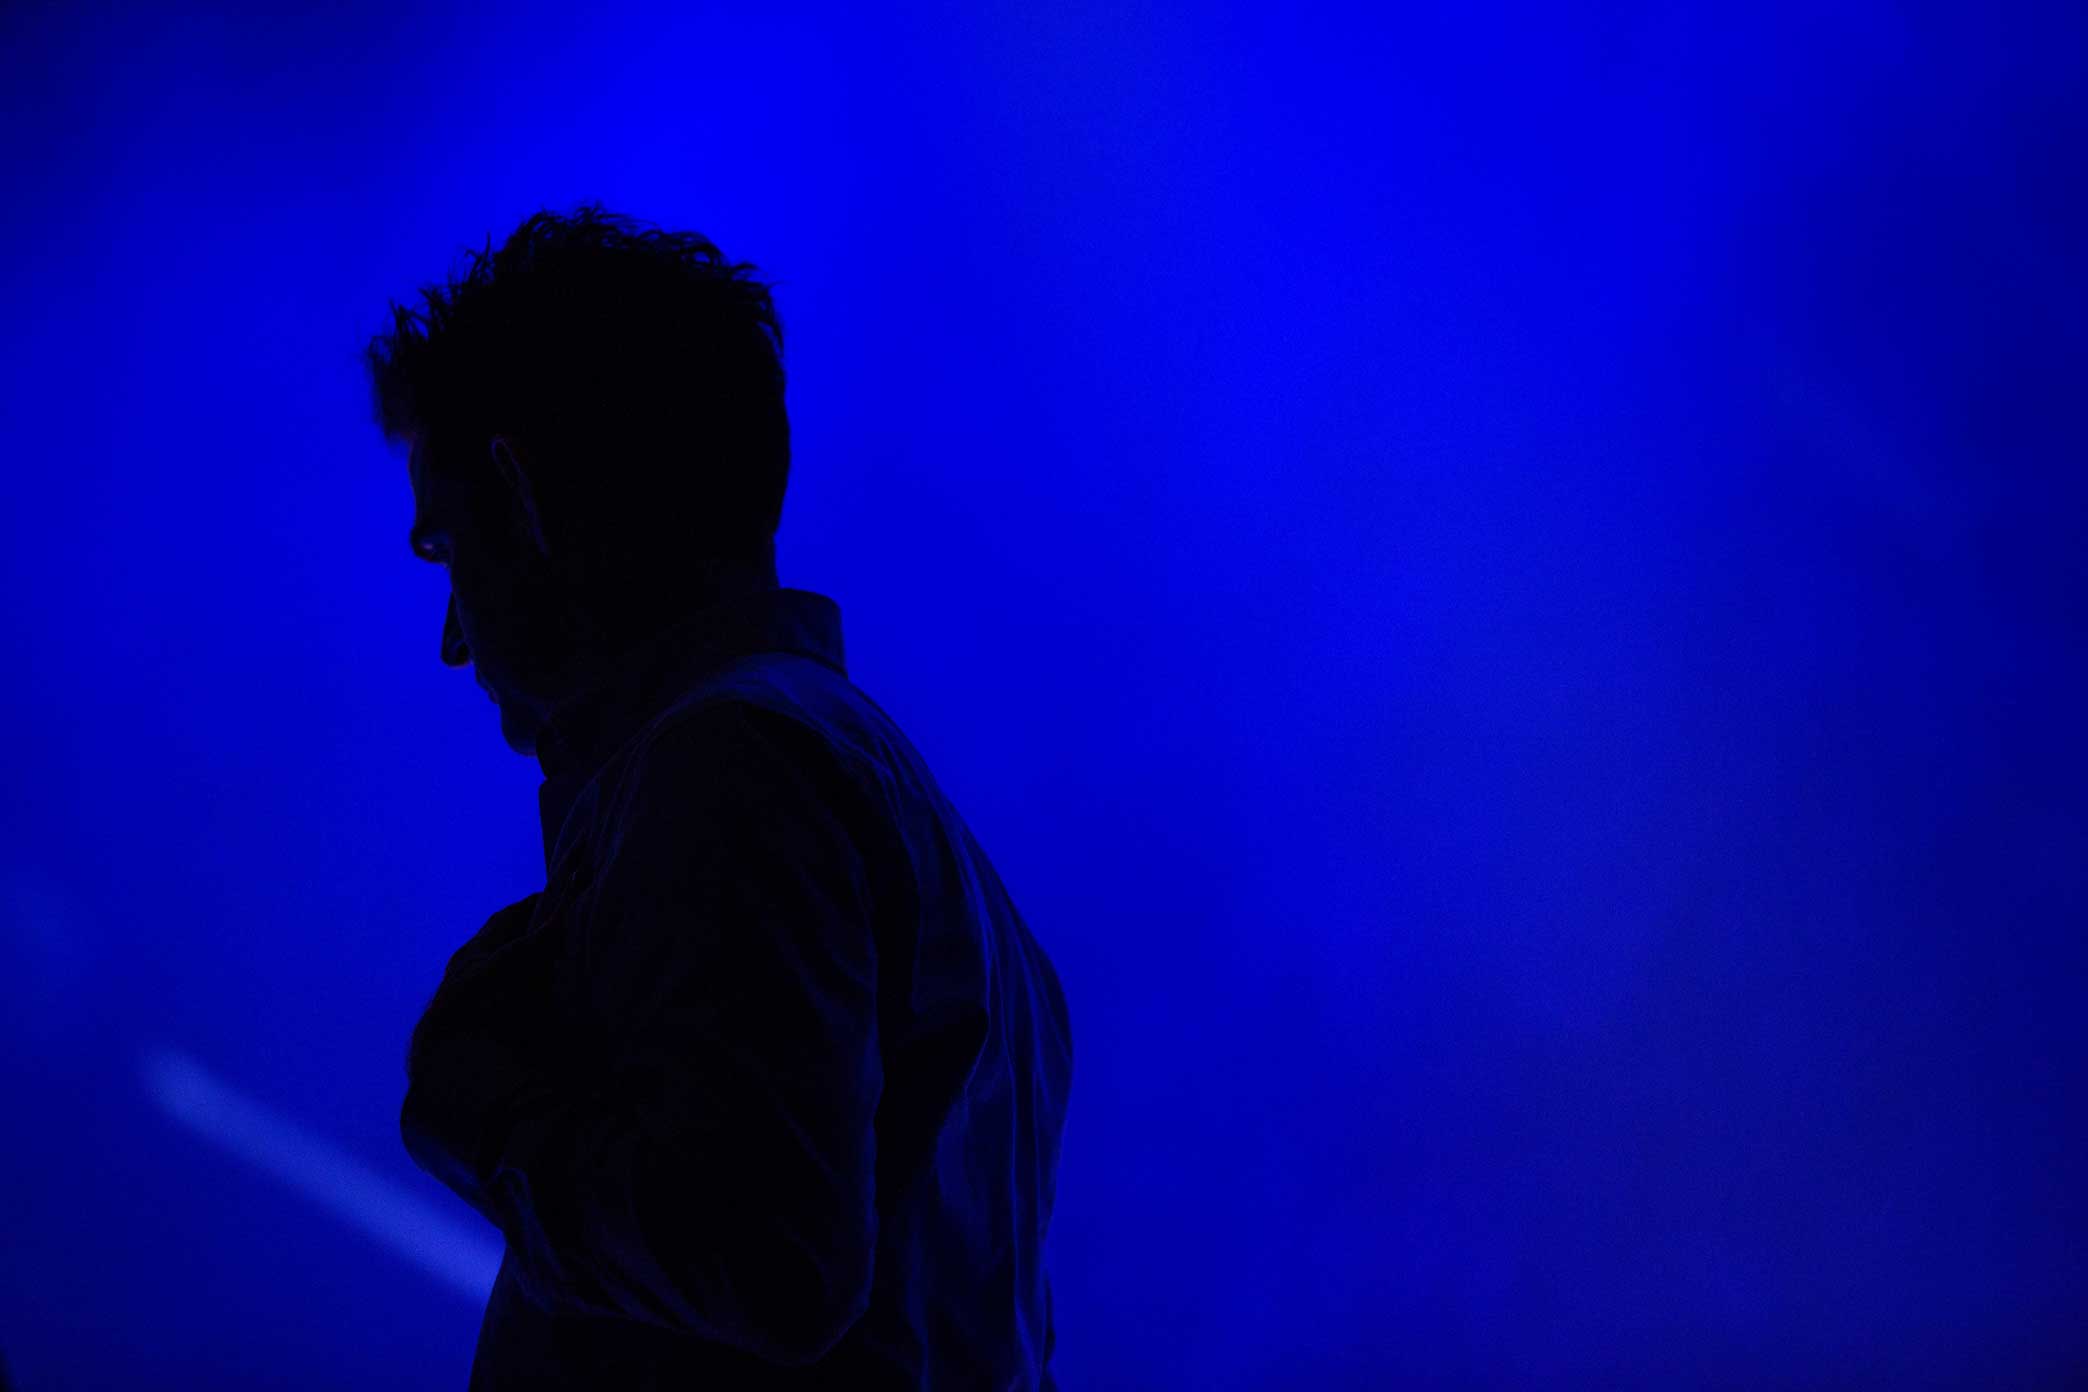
496;703;541;756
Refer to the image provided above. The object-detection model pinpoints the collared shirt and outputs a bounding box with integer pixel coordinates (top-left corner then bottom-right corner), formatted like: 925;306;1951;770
403;586;1073;1389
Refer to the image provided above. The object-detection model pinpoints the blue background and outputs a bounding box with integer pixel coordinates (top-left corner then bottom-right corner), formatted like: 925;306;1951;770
1;2;2083;1387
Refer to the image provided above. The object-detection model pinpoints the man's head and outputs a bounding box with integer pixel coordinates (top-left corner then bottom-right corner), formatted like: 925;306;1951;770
367;204;789;754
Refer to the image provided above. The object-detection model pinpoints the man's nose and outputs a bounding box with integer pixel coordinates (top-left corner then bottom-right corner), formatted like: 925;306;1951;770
441;593;470;668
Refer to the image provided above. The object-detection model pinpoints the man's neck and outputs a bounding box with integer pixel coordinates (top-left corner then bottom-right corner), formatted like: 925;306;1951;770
586;539;780;654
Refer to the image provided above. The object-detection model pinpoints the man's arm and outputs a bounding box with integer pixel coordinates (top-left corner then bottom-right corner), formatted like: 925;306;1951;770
406;702;883;1366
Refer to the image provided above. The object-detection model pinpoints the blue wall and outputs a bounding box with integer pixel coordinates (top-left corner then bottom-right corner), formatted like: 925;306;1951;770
1;2;2082;1386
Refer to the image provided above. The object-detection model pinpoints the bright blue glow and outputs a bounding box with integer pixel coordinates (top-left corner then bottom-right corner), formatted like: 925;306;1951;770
140;1047;502;1304
0;0;2081;1385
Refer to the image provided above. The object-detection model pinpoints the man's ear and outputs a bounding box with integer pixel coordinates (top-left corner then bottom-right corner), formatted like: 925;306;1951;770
489;435;550;558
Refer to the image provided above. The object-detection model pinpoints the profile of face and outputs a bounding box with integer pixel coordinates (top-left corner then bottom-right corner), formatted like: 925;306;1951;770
407;434;595;755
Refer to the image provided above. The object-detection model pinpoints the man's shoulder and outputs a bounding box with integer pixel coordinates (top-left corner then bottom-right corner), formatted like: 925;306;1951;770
648;670;830;757
652;652;874;762
617;663;862;806
629;664;905;868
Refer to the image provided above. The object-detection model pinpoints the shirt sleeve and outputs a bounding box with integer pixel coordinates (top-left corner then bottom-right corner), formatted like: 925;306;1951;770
477;702;883;1367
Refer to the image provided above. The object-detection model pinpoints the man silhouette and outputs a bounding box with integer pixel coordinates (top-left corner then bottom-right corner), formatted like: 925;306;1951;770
368;204;1072;1389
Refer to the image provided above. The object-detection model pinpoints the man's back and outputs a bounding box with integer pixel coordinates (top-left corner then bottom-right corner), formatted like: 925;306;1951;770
411;589;1072;1390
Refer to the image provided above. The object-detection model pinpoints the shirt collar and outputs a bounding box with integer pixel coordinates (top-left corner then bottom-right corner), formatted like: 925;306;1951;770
532;585;848;873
